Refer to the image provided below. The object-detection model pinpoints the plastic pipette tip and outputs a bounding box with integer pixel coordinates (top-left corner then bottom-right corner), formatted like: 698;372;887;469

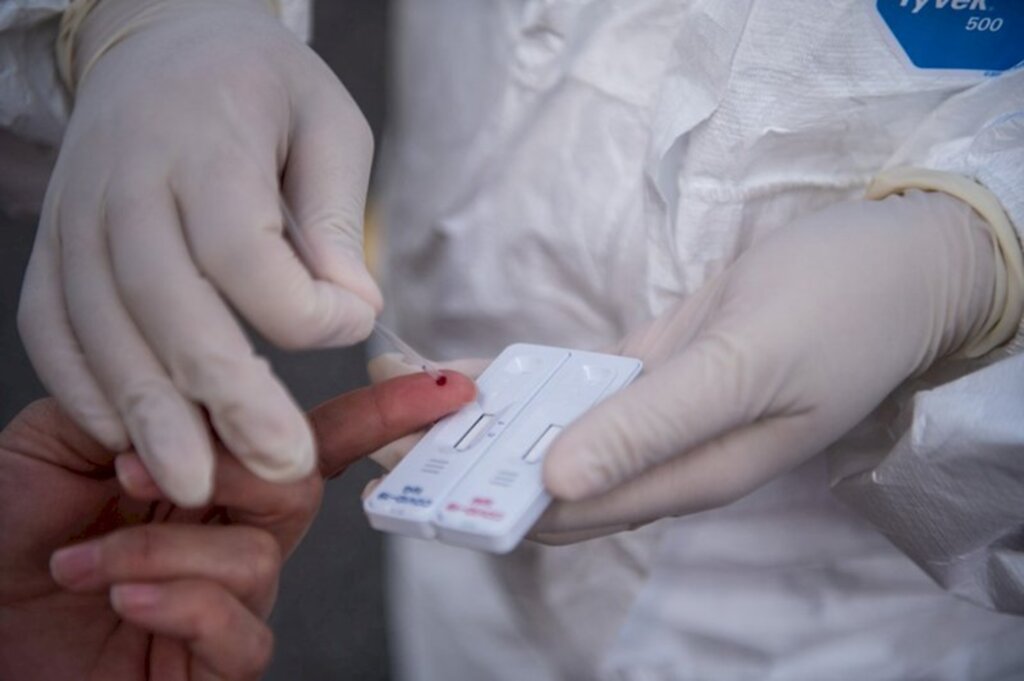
373;322;443;380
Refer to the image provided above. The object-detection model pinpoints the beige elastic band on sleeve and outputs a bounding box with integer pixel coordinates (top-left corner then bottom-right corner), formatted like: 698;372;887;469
56;0;102;93
867;167;1024;358
56;0;283;96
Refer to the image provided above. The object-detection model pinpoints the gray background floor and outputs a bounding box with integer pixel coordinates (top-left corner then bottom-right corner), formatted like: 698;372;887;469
0;2;395;679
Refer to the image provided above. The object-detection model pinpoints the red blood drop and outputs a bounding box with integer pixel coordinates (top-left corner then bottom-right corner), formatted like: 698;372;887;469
435;375;448;386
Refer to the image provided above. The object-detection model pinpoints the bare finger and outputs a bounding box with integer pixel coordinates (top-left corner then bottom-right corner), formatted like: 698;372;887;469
51;524;281;614
310;370;477;479
110;580;273;681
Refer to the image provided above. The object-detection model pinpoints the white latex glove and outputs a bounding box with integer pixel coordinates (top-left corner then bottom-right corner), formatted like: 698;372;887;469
362;191;1013;546
534;190;1006;539
17;0;381;507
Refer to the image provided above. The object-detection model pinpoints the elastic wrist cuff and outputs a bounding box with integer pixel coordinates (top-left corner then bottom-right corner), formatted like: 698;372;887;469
866;167;1024;358
56;0;282;96
56;0;102;93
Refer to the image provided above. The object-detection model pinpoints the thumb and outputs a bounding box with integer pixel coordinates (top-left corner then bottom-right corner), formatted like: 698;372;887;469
309;371;477;479
283;84;383;314
543;335;759;501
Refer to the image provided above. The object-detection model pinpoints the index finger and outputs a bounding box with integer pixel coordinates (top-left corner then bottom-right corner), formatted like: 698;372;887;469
310;370;477;479
115;371;476;553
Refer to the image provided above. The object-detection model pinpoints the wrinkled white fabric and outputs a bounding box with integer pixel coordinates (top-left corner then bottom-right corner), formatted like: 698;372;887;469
0;0;309;147
0;1;69;214
379;1;1024;680
0;0;68;146
831;353;1024;614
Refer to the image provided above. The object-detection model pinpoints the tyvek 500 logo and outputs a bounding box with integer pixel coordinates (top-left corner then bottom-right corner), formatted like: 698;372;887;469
877;0;1023;72
898;0;987;13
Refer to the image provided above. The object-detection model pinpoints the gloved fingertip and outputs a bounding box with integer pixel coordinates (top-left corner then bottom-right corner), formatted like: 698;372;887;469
149;457;214;509
357;270;384;315
70;404;130;452
207;375;319;482
318;293;378;348
231;415;318;484
91;420;131;453
341;265;384;316
241;443;316;484
314;240;384;314
368;449;391;469
167;478;214;509
542;442;612;502
131;415;215;509
269;434;317;482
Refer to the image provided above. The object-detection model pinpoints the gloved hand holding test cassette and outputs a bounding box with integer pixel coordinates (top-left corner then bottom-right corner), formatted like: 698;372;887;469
364;345;642;553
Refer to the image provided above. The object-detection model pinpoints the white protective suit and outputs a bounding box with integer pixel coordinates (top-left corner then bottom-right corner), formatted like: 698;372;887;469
2;1;1022;680
377;2;1024;680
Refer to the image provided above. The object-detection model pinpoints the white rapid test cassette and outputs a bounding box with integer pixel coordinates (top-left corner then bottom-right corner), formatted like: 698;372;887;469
363;343;643;554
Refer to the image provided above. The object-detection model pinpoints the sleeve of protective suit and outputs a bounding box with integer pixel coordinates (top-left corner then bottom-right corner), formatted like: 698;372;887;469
0;2;67;216
0;0;311;147
0;1;68;147
830;70;1024;615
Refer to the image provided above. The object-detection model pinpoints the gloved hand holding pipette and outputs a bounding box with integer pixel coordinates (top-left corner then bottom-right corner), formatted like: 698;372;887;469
17;0;382;506
280;198;444;383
